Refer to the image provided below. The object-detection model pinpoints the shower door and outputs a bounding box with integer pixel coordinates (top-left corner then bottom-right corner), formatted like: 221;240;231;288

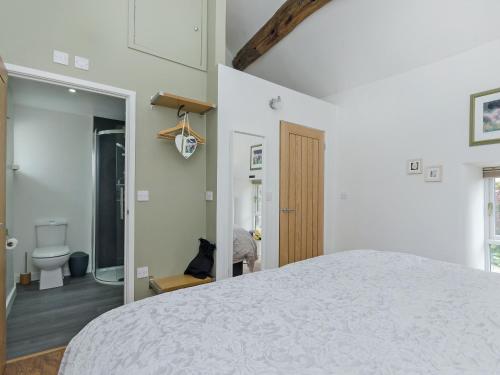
93;128;125;284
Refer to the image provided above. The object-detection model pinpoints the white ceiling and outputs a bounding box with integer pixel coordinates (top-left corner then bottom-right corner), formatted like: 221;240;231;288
9;77;125;121
227;0;500;98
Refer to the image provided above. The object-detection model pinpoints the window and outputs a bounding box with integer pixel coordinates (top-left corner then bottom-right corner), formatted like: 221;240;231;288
252;182;262;231
485;176;500;273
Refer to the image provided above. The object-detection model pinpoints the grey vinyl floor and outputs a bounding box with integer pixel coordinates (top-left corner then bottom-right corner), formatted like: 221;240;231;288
7;274;123;359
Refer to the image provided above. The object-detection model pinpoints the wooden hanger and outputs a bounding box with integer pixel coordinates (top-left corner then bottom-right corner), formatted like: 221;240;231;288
157;111;206;145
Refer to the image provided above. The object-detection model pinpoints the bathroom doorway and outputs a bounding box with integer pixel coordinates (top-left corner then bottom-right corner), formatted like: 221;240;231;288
2;63;136;359
231;132;265;276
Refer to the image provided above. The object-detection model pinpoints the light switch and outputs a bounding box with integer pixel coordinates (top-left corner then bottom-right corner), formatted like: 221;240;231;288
53;50;69;65
265;192;272;202
205;191;214;201
137;190;150;202
136;266;149;279
74;56;90;71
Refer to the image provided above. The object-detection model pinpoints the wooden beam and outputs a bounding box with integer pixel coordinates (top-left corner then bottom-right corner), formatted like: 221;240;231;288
232;0;332;71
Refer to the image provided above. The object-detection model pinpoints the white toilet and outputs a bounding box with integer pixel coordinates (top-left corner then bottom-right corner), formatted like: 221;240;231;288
32;219;71;290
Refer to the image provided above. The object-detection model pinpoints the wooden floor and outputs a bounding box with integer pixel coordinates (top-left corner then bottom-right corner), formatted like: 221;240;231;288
7;274;123;359
5;347;65;375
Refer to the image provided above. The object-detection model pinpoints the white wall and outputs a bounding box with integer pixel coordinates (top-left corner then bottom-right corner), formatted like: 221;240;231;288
217;65;338;280
326;39;500;270
12;105;93;279
232;133;263;231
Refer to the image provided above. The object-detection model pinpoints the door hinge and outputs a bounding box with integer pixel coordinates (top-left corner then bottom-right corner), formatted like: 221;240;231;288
488;202;494;217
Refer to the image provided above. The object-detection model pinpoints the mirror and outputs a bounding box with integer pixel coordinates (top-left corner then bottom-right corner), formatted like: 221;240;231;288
232;132;264;277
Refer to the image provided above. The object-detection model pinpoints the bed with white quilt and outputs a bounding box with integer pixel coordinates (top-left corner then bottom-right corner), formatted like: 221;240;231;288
59;250;500;374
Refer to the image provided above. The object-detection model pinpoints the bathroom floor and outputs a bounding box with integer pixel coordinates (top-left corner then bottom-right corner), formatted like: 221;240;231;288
6;274;123;359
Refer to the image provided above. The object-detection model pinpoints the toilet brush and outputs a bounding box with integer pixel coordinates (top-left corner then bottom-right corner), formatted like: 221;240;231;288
20;251;31;286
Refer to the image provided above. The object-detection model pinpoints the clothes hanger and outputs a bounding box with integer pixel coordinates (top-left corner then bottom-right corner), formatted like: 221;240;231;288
157;106;206;144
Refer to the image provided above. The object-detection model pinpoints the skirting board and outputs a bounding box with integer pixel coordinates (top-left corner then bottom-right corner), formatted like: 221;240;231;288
6;286;16;317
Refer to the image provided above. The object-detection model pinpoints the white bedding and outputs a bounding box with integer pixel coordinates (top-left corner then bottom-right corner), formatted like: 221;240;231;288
59;250;500;374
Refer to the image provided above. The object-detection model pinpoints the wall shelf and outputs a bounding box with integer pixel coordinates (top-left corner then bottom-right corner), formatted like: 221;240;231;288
151;91;216;115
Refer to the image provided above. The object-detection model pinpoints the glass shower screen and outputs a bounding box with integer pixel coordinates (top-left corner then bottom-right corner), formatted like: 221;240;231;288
93;129;125;284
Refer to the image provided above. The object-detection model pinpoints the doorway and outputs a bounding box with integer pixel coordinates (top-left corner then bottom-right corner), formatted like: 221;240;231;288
1;63;136;362
231;132;265;276
279;121;325;266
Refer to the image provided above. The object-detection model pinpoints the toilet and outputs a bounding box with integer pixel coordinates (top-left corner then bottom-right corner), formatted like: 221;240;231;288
32;219;71;290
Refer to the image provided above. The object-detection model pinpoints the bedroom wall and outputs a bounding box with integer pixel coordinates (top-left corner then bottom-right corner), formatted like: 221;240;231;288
0;0;226;299
216;65;338;279
326;39;500;270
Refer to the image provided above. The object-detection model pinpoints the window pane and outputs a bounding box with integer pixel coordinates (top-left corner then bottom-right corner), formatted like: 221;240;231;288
496;179;500;236
490;244;500;273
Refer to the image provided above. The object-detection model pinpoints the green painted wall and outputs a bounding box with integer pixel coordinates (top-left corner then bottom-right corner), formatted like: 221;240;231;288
206;0;226;244
0;0;225;299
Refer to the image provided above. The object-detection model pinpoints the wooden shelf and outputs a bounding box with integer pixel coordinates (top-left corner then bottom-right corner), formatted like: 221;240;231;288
151;91;216;114
150;274;213;294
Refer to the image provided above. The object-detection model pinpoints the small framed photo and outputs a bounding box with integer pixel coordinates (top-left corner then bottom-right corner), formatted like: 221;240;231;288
470;87;500;146
425;166;442;182
250;144;263;170
407;159;423;175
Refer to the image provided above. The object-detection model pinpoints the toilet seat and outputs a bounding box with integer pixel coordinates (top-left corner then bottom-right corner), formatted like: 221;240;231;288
33;246;70;259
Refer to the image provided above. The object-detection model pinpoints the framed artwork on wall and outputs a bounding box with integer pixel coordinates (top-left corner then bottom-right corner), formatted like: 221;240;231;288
250;144;263;170
470;87;500;146
424;166;442;182
407;159;423;175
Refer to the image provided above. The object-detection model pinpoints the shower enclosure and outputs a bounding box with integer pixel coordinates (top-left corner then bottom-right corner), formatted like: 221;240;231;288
93;123;125;285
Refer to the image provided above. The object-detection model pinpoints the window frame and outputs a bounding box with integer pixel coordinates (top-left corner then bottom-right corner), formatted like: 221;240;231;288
485;177;500;272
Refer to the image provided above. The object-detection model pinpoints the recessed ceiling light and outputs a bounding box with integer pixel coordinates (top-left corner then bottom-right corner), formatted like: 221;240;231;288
68;88;76;94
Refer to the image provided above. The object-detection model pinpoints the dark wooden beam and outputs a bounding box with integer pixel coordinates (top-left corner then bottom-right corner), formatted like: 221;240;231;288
232;0;332;71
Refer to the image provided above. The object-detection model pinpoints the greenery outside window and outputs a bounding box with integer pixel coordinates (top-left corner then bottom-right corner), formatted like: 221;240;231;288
485;177;500;273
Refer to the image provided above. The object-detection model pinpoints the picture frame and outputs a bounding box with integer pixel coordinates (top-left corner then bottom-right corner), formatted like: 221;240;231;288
250;144;263;170
470;87;500;146
407;159;423;175
424;166;442;182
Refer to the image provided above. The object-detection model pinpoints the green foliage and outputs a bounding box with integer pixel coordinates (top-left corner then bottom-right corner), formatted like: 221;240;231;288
490;244;500;268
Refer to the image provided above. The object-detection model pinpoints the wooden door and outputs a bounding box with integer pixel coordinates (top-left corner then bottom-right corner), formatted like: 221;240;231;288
0;56;7;373
279;121;324;266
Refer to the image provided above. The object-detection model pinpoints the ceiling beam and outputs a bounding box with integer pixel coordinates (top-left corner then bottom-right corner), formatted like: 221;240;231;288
232;0;332;71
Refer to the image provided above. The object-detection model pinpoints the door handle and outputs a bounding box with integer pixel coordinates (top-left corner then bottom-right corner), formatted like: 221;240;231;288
120;187;125;221
280;208;296;213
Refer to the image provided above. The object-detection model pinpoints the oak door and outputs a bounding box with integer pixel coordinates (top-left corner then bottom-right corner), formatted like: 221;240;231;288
0;56;7;372
279;121;324;266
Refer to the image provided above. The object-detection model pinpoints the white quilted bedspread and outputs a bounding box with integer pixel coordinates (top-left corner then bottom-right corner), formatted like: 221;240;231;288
59;250;500;374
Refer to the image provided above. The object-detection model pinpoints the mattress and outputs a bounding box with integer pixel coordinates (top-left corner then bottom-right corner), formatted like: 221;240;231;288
59;250;500;374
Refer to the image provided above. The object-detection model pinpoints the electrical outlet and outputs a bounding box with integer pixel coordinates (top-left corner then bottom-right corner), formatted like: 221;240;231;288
137;190;150;202
74;55;90;71
53;50;69;65
136;266;149;279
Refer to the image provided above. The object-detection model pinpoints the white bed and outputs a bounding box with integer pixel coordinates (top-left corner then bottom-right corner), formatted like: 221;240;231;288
59;250;500;374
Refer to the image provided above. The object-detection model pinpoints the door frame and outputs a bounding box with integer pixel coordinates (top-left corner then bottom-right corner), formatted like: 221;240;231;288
216;131;269;280
279;121;325;266
4;63;136;304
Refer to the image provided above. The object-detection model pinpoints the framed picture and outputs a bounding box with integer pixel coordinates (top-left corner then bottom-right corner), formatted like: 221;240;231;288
407;159;423;175
424;166;442;182
250;144;263;170
470;87;500;146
